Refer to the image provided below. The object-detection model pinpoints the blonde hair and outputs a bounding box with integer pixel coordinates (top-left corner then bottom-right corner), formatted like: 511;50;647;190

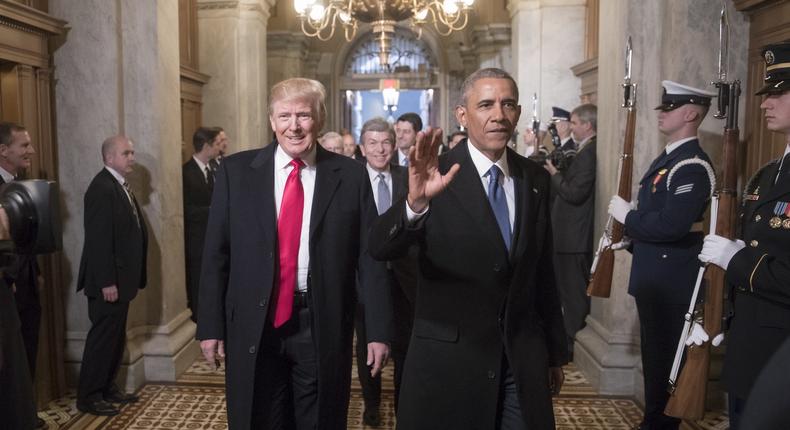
269;78;327;122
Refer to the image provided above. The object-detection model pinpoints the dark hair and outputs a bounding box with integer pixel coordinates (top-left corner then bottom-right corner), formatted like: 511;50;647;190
0;122;27;147
396;112;423;132
192;127;222;153
460;68;519;106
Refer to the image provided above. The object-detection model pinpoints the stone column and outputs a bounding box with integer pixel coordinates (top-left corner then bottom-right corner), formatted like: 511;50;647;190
508;0;586;154
267;31;309;91
52;0;199;390
472;24;513;71
198;0;276;151
576;0;749;407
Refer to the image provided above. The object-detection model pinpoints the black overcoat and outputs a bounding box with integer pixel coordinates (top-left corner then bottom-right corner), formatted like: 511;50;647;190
196;143;391;430
369;142;568;430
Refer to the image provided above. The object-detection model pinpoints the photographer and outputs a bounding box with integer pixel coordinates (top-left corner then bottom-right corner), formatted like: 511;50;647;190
0;173;60;429
0;122;44;428
544;104;597;359
0;204;36;430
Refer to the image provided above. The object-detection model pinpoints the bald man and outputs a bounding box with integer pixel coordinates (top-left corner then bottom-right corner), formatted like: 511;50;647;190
76;136;147;416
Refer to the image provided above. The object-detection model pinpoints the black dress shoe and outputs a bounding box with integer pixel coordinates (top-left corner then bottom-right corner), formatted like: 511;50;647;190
77;399;120;416
104;389;139;404
363;408;381;427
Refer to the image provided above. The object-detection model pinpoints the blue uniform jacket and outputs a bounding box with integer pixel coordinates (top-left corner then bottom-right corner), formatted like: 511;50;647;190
625;139;713;304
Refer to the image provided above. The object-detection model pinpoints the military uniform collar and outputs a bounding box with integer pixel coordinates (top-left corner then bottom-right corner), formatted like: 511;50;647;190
665;136;698;155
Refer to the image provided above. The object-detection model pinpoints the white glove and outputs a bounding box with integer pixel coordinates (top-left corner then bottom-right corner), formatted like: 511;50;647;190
685;322;709;346
608;196;634;224
601;234;631;251
712;332;725;347
699;234;746;270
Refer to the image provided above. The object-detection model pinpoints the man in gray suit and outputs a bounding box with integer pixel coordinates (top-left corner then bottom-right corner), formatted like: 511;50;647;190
543;104;597;358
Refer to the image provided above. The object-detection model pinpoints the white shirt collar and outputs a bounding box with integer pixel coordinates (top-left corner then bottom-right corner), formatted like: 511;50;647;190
0;166;14;183
104;166;127;185
274;143;317;170
398;149;409;165
577;134;595;151
784;144;790;158
467;140;509;179
192;155;210;174
665;136;698;154
366;163;390;183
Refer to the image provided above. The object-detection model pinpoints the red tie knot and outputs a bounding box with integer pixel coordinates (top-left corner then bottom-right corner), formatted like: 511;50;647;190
290;158;305;170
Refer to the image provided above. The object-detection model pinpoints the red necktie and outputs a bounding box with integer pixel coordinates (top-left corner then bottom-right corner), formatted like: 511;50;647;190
273;158;305;327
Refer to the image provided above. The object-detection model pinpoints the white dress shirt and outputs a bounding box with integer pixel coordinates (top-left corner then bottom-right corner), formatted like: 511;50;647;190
366;164;392;211
398;150;409;166
407;142;515;230
274;145;317;293
105;166;135;206
0;166;14;183
192;155;212;182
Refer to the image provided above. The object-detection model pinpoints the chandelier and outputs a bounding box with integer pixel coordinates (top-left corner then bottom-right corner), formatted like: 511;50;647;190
293;0;475;66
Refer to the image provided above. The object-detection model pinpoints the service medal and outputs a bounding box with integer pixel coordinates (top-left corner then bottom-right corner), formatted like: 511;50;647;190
769;217;782;228
652;169;668;193
783;219;790;229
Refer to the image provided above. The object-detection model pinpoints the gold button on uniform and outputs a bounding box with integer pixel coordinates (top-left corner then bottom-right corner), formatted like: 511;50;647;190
750;240;759;248
755;214;762;221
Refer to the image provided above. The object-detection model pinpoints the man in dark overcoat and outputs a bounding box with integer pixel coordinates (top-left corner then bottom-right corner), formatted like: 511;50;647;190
197;77;391;430
370;68;568;430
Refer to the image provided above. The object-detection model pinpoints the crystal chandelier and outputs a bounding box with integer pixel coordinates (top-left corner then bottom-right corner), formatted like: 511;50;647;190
293;0;475;66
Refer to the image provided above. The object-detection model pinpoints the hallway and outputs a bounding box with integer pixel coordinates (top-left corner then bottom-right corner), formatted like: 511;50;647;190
36;348;729;429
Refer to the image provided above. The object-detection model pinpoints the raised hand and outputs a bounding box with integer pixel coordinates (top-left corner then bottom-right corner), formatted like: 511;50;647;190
407;127;461;213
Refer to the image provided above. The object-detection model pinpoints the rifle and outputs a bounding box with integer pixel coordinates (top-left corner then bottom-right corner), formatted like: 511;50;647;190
665;3;740;419
587;36;637;298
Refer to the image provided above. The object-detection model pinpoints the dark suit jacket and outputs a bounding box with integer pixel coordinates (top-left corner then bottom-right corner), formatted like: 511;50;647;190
625;139;712;304
722;157;790;398
196;144;392;430
77;168;148;302
551;137;596;254
388;165;417;304
182;158;213;293
369;141;568;430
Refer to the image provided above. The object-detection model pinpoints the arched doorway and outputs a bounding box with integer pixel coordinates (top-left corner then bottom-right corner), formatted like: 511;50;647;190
335;27;442;140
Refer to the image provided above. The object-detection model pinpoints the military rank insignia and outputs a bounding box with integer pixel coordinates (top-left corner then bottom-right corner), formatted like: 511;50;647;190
652;169;668;193
771;201;790;229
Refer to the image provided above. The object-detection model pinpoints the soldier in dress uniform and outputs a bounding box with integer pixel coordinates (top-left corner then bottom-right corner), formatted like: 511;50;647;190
549;106;576;153
695;41;790;430
607;81;716;430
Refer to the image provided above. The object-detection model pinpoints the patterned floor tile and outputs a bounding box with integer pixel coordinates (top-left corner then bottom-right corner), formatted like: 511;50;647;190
40;358;730;429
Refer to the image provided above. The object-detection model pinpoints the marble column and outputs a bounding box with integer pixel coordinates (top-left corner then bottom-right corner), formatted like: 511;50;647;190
472;24;513;72
508;0;586;154
267;31;309;91
52;0;199;390
198;0;276;151
576;0;749;407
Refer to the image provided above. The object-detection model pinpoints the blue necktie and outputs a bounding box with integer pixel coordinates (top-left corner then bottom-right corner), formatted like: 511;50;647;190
486;165;511;251
377;173;391;215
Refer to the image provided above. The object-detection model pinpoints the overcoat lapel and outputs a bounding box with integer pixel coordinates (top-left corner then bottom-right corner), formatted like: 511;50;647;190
310;147;341;240
508;150;535;265
248;144;277;244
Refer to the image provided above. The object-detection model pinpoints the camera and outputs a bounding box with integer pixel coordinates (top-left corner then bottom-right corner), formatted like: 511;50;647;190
0;180;62;255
